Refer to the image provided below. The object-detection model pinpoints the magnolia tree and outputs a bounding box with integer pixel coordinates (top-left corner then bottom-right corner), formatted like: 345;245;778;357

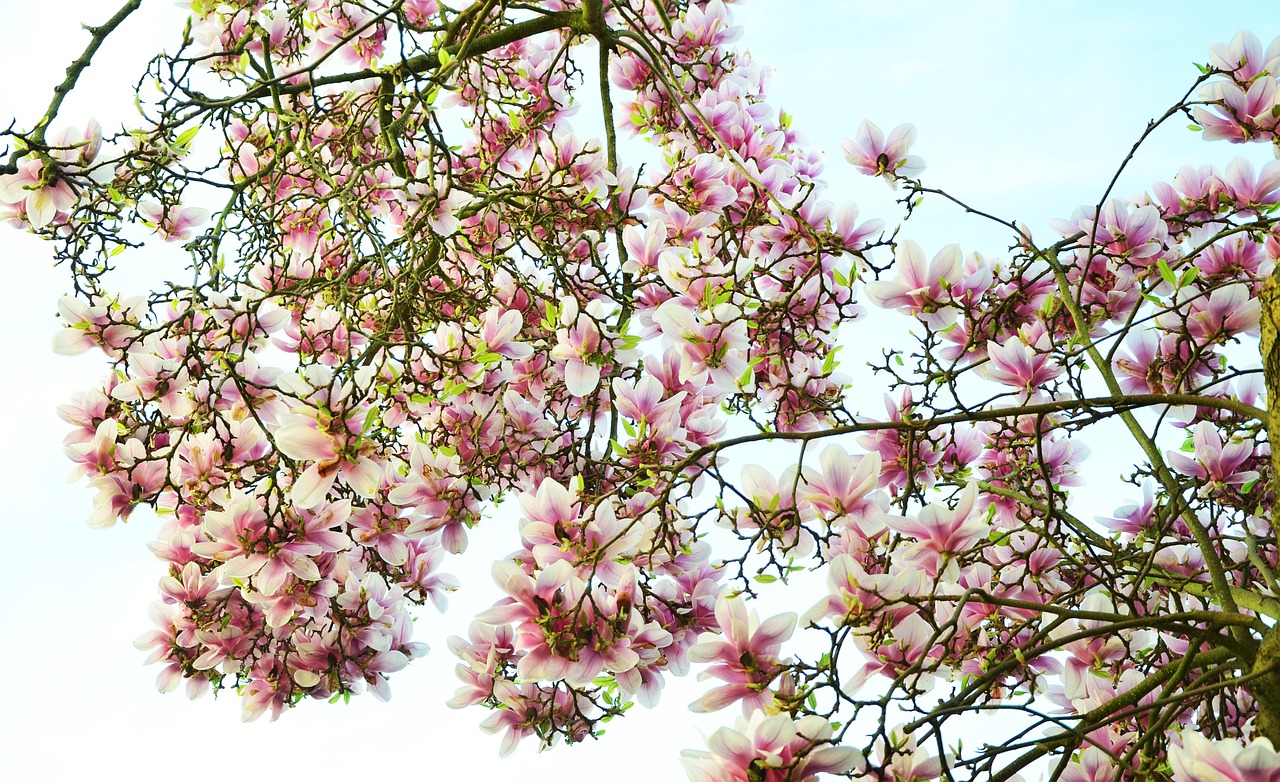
8;1;1280;780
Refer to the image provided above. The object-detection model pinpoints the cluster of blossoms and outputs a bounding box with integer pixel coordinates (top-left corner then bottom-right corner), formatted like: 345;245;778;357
10;1;1280;779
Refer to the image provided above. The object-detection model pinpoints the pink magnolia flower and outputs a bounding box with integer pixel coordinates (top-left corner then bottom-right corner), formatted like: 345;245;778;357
1060;746;1118;782
681;713;862;782
841;120;925;185
52;293;145;357
404;167;473;236
0;156;77;228
1194;76;1280;143
688;594;795;714
447;621;519;710
1169;733;1280;782
400;0;439;29
735;462;810;558
867;730;947;782
1166;421;1260;495
550;314;603;397
800;445;881;520
48;119;102;166
158;561;220;605
611;375;686;428
1208;31;1280;82
1098;482;1158;537
388;442;482;553
980;325;1062;394
673;0;742;49
134;601;209;698
857;390;941;494
863;241;962;327
881;481;989;580
194;493;349;595
621;218;668;276
1194;232;1269;286
476;307;532;360
1157;282;1260;345
517;479;641;586
832;199;885;251
1221;157;1280;210
653;300;750;394
273;406;383;508
805;554;929;630
137;200;210;241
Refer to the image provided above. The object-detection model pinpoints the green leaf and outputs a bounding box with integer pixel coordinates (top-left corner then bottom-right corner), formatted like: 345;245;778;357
754;573;777;584
822;345;841;375
1157;258;1176;287
175;125;200;150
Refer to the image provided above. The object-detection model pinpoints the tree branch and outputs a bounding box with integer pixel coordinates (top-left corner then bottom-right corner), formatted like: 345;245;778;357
2;0;141;174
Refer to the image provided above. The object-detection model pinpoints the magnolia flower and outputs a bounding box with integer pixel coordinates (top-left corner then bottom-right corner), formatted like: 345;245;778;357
681;712;862;782
1169;732;1280;782
841;120;925;185
863;241;962;327
689;594;795;714
0;156;76;228
1166;420;1260;495
550;315;603;397
881;482;989;580
1208;31;1280;81
137;200;210;241
274;409;382;508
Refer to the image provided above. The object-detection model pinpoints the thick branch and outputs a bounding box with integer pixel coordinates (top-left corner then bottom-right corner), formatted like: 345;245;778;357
197;9;587;109
1255;265;1280;745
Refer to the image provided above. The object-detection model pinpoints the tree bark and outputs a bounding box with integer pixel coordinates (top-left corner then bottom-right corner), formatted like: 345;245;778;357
1254;270;1280;744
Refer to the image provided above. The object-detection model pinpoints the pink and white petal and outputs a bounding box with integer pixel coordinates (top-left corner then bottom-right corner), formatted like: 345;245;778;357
690;683;751;713
564;359;601;397
256;557;291;595
292;463;337;509
274;422;337;461
27;188;56;228
343;456;383;497
265;599;297;628
705;724;755;767
368;650;409;673
281;549;321;582
52;328;95;355
218;553;266;580
753;612;798;650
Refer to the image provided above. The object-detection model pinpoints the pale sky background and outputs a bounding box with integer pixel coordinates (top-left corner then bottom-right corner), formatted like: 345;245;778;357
2;1;1279;780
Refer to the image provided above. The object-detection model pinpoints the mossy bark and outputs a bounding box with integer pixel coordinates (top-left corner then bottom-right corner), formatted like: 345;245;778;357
1254;270;1280;745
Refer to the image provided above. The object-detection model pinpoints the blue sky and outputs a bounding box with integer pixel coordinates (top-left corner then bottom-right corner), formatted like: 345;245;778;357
1;2;1278;779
